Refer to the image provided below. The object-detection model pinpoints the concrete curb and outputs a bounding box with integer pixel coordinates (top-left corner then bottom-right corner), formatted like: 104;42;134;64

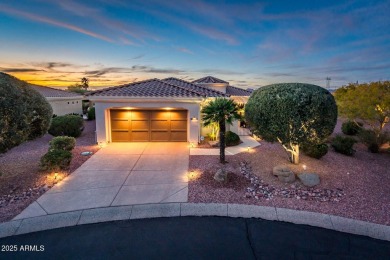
1;203;389;241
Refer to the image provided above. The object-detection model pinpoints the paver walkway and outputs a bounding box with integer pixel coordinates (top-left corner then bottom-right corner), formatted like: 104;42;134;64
190;135;260;155
14;142;189;219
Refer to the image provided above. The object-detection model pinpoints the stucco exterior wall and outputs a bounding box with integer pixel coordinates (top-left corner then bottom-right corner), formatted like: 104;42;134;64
48;98;83;116
93;100;201;144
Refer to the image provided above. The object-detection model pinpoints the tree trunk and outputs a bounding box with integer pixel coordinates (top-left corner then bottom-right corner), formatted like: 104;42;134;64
290;144;300;164
219;121;226;163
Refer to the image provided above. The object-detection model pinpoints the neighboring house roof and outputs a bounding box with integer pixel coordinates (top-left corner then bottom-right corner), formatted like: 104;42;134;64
87;79;204;98
192;76;228;84
30;85;83;98
162;77;229;97
226;85;252;96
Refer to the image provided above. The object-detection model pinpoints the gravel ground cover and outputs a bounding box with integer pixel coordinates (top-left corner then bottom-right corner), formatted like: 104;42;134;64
189;120;390;225
0;120;99;222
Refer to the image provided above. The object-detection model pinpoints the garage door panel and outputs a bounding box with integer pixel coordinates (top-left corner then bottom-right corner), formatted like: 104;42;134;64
131;111;149;120
151;120;169;130
132;131;149;141
170;120;187;130
151;131;169;141
111;120;129;130
151;111;169;119
111;110;130;118
170;131;187;141
112;131;130;142
132;120;149;130
170;111;187;119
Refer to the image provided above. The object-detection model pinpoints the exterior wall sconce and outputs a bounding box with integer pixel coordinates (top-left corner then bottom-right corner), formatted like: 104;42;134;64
191;117;198;121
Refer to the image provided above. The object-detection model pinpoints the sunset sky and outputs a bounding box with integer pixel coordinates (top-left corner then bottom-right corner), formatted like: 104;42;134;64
0;0;389;89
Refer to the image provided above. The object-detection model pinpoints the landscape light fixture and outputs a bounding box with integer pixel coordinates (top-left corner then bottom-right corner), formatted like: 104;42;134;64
54;172;58;180
302;164;307;171
247;146;250;152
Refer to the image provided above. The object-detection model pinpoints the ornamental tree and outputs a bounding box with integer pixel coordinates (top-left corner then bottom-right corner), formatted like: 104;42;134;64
0;73;52;153
201;98;242;163
334;81;390;134
245;83;337;164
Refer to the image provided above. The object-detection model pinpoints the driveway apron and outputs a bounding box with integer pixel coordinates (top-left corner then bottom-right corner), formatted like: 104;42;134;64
14;143;189;218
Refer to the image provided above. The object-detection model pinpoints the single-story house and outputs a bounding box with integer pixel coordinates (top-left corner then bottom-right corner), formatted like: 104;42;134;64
30;85;84;116
87;76;252;145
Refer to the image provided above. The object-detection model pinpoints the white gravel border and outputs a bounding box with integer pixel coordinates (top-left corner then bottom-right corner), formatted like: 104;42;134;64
1;203;389;241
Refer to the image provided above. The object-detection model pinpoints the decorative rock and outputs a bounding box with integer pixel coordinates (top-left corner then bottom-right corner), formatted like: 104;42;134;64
272;165;293;177
298;173;320;187
273;165;295;183
278;174;296;183
214;168;227;182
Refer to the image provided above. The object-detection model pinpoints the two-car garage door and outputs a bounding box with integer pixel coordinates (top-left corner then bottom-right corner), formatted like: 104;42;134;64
110;109;187;142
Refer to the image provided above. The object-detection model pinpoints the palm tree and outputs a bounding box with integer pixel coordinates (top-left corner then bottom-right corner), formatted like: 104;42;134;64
81;77;89;90
201;98;242;163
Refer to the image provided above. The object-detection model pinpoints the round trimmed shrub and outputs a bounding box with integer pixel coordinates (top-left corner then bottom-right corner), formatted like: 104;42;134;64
331;135;357;155
87;107;95;120
341;120;362;135
302;143;328;159
0;73;52;153
50;136;76;151
225;131;240;146
245;83;337;164
39;149;72;171
49;115;84;137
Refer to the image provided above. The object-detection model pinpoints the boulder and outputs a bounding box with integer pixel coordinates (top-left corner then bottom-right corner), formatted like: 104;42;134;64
298;173;320;187
273;165;293;177
214;168;227;182
273;165;295;183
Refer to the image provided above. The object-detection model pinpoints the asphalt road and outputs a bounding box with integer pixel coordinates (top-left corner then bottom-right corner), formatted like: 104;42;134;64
0;217;389;259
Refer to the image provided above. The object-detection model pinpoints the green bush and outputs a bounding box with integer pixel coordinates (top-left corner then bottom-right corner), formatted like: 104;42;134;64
0;73;52;153
50;136;76;151
87;107;95;120
49;115;84;137
245;83;337;164
331;135;357;155
225;131;240;146
358;129;390;153
302;143;328;159
40;149;72;171
341;120;363;135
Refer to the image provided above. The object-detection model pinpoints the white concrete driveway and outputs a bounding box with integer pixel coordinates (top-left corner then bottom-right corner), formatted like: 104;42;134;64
15;143;189;218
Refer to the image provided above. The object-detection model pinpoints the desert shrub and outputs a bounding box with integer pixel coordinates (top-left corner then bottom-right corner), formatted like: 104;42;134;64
225;131;240;146
49;136;76;151
40;149;72;171
87;107;95;120
359;129;390;153
49;115;84;137
331;135;357;155
341;120;363;135
302;143;328;159
0;73;52;153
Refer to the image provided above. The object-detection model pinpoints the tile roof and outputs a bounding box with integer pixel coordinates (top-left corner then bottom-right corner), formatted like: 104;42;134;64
30;85;83;98
87;79;204;98
192;76;228;84
162;77;229;97
226;85;252;96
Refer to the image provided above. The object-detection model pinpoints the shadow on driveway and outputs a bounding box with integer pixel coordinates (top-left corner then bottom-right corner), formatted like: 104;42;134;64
1;217;389;259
